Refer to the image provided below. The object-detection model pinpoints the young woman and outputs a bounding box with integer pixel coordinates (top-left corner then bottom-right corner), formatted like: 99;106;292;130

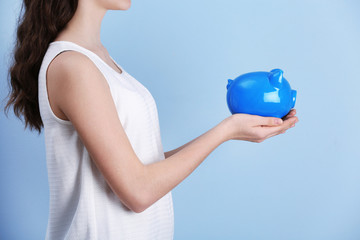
4;0;298;239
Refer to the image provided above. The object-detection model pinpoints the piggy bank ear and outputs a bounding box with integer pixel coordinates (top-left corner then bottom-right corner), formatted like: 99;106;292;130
227;79;234;90
269;69;283;88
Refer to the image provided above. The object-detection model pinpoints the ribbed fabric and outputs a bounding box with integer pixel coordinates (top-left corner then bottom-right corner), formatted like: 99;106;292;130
38;41;174;240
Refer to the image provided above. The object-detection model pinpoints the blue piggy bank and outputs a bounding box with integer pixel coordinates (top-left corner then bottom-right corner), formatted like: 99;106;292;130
226;69;297;118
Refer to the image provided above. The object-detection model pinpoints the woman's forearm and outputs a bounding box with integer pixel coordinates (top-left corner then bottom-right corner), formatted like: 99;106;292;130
136;120;230;212
164;137;198;158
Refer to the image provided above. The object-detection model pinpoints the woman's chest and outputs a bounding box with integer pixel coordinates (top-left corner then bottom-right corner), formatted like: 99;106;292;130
108;73;158;131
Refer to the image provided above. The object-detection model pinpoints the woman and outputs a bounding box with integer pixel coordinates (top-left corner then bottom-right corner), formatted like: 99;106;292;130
4;0;298;239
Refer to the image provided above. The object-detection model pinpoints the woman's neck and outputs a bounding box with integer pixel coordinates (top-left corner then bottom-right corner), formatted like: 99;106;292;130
54;1;107;51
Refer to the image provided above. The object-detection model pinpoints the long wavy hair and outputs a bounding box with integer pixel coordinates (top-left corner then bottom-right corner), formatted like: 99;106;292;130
3;0;78;134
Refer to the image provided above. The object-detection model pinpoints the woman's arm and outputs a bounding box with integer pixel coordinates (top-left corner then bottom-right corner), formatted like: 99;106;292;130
135;111;297;212
48;51;298;213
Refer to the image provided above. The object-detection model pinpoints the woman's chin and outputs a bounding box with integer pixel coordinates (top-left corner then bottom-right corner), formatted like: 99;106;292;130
117;1;131;11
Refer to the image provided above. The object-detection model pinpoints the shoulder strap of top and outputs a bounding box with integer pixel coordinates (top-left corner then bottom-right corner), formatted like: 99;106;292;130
43;41;111;73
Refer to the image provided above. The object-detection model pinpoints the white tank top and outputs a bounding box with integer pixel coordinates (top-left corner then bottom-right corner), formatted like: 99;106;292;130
38;41;174;240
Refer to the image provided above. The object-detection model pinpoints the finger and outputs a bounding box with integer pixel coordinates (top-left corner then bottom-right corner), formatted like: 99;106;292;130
288;109;296;117
284;116;298;125
255;116;283;127
268;119;297;138
287;109;296;116
283;112;296;121
282;109;296;120
280;116;298;130
262;116;298;137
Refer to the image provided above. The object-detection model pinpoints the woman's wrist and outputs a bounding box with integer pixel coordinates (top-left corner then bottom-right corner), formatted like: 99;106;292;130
216;116;235;143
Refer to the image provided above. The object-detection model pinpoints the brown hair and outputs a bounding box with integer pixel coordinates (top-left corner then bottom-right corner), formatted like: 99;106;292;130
2;0;78;134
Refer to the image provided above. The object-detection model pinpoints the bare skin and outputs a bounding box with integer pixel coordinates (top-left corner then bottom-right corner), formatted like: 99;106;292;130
47;0;299;213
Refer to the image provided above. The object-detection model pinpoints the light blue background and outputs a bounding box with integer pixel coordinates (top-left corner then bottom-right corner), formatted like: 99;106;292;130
1;0;360;239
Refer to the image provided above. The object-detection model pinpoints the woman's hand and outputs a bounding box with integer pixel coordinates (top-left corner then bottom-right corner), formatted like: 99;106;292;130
222;109;298;143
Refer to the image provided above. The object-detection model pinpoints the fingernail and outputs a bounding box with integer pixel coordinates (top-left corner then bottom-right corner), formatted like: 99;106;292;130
276;119;283;125
291;123;295;127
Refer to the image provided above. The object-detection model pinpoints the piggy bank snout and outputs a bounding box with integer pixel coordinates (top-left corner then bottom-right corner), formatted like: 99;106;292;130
291;90;297;109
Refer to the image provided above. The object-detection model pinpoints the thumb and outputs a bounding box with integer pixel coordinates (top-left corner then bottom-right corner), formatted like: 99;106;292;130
257;116;283;126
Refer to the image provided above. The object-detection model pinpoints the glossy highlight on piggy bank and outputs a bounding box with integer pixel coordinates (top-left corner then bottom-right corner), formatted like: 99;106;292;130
226;69;297;118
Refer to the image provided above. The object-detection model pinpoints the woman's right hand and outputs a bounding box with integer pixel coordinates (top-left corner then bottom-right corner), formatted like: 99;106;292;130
222;109;298;143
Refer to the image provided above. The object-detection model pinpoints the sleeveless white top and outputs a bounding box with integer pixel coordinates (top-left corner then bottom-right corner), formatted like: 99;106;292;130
38;41;174;240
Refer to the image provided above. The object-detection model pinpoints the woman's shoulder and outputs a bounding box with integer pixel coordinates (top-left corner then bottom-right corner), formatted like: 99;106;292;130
46;50;111;121
48;50;104;82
